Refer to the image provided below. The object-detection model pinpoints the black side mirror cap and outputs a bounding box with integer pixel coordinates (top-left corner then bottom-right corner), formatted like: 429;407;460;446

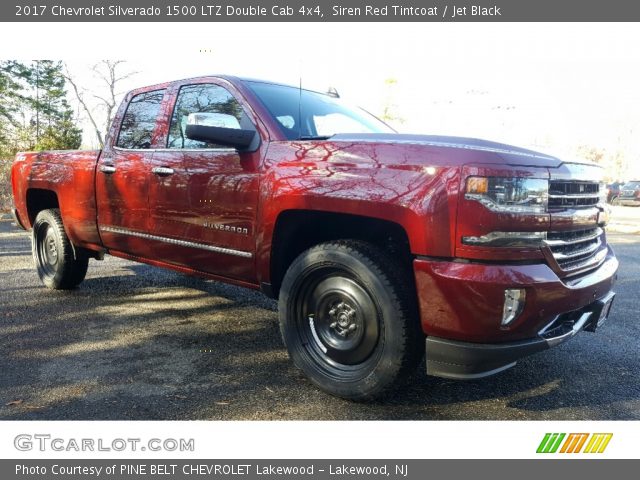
185;124;258;151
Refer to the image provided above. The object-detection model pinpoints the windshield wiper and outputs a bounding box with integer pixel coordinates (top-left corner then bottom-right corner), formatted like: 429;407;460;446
298;135;334;141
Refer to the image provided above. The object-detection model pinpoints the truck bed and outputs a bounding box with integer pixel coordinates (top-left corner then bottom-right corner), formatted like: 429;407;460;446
12;149;102;250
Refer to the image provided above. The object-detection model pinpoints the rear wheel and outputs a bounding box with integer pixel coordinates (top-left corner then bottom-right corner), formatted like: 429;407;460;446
32;209;89;290
278;240;423;400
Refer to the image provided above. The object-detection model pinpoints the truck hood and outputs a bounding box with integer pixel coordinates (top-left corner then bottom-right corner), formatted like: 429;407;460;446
330;133;577;169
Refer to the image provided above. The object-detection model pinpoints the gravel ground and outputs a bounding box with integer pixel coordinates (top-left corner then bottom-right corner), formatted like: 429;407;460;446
0;219;638;420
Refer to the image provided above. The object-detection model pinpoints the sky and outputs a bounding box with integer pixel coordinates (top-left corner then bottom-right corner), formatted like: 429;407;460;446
7;22;639;179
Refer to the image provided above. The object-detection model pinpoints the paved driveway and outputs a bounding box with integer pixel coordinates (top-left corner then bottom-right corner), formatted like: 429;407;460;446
1;219;638;420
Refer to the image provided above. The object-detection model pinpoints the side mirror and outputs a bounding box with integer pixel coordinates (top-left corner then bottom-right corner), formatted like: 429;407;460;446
185;112;257;150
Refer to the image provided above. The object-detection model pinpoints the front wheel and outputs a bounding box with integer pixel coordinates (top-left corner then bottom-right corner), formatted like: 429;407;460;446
278;240;423;400
32;209;89;290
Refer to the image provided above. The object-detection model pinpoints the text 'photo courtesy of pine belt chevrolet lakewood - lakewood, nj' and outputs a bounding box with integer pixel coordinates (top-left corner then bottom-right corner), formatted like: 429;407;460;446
10;75;618;400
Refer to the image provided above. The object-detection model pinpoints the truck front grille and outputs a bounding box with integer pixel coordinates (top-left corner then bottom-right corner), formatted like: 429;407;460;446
545;227;605;272
548;181;600;209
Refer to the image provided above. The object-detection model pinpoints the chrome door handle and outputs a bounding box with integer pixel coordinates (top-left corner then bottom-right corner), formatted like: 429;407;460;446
99;165;116;174
152;167;175;176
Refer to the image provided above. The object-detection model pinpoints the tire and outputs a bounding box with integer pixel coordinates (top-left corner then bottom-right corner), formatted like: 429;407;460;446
610;196;620;206
32;208;89;290
278;240;423;400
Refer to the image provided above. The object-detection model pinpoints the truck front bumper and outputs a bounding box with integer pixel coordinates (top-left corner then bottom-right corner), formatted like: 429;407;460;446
413;246;618;379
618;197;640;206
425;292;615;379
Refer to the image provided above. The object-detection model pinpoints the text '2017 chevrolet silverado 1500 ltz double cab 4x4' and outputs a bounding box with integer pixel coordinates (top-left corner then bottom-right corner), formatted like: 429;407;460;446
11;76;618;400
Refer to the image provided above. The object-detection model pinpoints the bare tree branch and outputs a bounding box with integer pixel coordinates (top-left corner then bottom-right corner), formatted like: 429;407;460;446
63;64;104;147
63;61;137;148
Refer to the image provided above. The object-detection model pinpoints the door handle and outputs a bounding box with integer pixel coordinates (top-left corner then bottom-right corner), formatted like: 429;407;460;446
152;167;175;176
99;164;116;174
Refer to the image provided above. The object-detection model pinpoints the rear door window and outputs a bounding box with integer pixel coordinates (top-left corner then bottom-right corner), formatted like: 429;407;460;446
116;90;166;149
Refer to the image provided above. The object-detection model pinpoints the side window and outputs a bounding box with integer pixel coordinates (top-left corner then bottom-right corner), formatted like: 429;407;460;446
116;90;165;149
168;84;253;149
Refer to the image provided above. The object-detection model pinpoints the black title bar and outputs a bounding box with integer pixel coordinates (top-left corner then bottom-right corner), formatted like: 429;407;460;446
5;0;640;21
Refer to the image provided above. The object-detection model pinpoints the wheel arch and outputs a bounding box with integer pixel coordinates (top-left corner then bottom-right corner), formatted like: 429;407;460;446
26;188;60;226
264;209;414;299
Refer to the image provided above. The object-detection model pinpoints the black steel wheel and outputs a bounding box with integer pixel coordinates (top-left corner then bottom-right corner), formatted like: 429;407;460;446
279;240;423;400
32;209;89;290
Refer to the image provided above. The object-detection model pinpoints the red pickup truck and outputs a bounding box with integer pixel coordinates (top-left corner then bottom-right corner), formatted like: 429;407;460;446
11;76;618;400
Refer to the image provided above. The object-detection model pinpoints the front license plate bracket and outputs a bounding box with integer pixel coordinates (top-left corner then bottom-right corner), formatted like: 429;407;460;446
585;292;615;333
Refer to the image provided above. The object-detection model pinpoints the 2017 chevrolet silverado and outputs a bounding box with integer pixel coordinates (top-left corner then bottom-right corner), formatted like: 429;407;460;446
11;76;618;400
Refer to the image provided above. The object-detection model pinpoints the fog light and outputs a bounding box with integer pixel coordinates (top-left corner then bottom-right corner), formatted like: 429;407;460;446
597;208;610;226
502;289;526;326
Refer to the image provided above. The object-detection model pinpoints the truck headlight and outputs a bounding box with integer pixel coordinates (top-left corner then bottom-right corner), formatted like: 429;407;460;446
465;177;549;213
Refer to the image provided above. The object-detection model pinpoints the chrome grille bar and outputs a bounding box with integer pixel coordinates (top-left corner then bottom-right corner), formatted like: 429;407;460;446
545;227;603;247
548;193;600;199
550;238;601;261
545;226;605;273
548;180;600;209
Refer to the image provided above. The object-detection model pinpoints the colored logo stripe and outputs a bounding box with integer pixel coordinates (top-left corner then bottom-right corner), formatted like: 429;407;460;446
583;433;613;454
537;433;566;453
537;433;613;453
560;433;589;453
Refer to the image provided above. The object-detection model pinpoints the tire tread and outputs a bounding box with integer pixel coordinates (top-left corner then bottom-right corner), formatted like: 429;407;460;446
279;239;423;400
33;208;88;290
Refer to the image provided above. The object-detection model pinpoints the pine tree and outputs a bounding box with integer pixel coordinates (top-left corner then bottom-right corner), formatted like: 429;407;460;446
0;60;82;154
0;62;21;157
26;60;82;150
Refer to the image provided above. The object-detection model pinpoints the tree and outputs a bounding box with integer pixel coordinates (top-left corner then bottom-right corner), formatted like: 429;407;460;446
29;61;82;150
0;61;24;146
37;112;83;151
65;60;137;147
380;78;405;126
577;145;605;165
576;145;629;181
0;60;82;154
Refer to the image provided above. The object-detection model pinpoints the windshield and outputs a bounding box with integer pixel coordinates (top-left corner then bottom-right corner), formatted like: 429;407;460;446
246;81;395;140
624;181;640;189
